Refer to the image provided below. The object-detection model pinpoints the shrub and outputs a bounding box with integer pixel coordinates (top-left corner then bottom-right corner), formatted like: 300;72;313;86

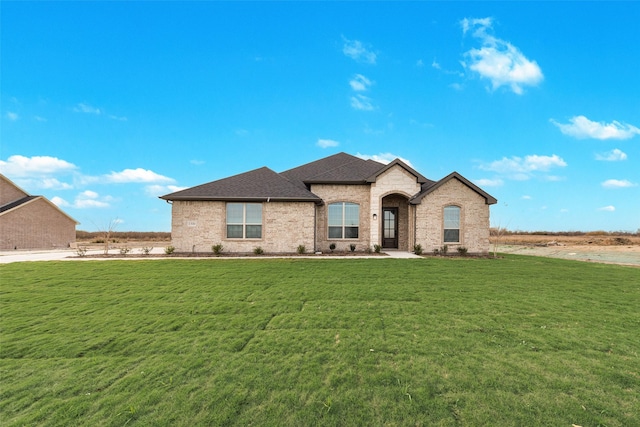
119;247;131;255
297;245;306;254
457;246;468;256
253;246;264;255
212;244;224;255
413;244;423;255
329;243;336;252
140;247;153;255
349;244;356;252
433;248;440;256
440;245;449;255
164;246;175;255
373;244;382;253
76;246;88;257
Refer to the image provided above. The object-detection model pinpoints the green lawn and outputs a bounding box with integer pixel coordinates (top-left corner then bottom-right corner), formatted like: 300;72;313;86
1;256;638;426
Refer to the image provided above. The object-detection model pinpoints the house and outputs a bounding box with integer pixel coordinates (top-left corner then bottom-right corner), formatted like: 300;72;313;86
160;152;497;254
0;174;79;250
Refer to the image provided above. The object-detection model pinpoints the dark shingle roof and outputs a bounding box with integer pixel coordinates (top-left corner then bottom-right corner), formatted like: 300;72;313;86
281;152;385;187
0;196;39;213
160;152;496;206
160;167;322;202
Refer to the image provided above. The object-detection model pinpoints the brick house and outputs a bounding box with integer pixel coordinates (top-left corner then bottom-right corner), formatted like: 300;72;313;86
0;174;78;250
160;153;497;254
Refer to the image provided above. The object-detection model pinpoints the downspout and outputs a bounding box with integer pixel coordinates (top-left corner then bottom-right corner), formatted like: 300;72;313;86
313;204;317;252
413;204;417;251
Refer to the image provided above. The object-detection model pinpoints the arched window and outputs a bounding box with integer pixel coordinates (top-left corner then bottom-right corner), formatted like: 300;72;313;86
443;205;460;243
328;202;359;239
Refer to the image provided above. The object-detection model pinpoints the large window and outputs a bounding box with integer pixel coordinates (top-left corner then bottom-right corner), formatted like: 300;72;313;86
227;203;262;239
328;202;359;239
443;205;460;243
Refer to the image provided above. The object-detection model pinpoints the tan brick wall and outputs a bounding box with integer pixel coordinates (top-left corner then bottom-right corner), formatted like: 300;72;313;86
415;178;491;254
1;177;28;206
170;200;316;253
370;166;422;247
0;198;76;250
310;184;371;252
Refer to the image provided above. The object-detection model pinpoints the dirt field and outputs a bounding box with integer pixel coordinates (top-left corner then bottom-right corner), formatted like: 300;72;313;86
491;234;640;267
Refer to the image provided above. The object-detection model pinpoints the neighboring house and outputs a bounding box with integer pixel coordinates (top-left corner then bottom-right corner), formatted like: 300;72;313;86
0;174;79;250
160;152;497;254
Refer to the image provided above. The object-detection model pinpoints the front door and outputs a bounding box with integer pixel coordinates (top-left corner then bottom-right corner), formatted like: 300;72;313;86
382;207;398;249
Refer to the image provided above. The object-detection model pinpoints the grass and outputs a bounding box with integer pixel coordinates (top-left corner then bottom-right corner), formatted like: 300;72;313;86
1;256;638;426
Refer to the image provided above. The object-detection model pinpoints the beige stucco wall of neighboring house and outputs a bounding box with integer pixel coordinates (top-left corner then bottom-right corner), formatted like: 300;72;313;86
415;178;491;254
170;200;316;253
370;166;422;247
0;198;77;250
311;184;371;252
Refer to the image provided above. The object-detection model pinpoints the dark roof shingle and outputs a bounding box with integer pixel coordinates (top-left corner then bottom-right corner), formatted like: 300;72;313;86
160;167;322;202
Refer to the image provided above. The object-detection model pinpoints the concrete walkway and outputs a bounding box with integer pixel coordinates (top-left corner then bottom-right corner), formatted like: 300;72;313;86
383;250;422;259
0;248;423;264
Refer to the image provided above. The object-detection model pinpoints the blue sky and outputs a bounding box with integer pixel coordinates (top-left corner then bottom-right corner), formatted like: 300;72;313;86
2;2;638;232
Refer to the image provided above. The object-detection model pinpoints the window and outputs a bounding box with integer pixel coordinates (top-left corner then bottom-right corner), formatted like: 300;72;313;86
328;202;359;239
443;205;460;243
227;203;262;239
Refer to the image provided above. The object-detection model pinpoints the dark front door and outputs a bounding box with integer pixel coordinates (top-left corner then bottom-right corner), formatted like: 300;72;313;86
382;207;398;249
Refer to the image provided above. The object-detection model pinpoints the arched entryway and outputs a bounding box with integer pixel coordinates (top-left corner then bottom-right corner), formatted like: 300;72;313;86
381;194;410;250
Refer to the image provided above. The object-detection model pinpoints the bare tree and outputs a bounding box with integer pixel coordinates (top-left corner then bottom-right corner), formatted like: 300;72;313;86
93;218;121;255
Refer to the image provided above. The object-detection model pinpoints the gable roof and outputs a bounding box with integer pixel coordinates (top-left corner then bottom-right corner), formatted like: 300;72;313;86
160;153;497;206
0;196;39;213
160;166;322;203
410;172;497;205
280;152;385;187
0;174;80;224
0;195;80;224
365;158;431;184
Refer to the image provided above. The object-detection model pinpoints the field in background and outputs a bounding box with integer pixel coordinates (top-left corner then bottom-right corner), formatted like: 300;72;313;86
1;257;638;426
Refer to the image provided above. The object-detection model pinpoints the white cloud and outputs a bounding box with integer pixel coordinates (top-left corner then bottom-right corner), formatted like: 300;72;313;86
0;155;78;177
416;59;424;67
342;37;377;64
6;112;19;121
551;116;640;140
473;178;503;187
105;168;175;183
81;190;99;199
34;116;47;122
40;178;74;190
461;17;543;94
601;179;637;189
596;148;627;161
145;184;187;197
598;205;616;212
108;115;128;121
350;94;375;111
73;103;102;114
190;159;205;165
349;74;372;91
50;196;70;207
74;190;111;208
522;195;532;200
355;152;414;167
317;139;340;149
479;154;566;179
